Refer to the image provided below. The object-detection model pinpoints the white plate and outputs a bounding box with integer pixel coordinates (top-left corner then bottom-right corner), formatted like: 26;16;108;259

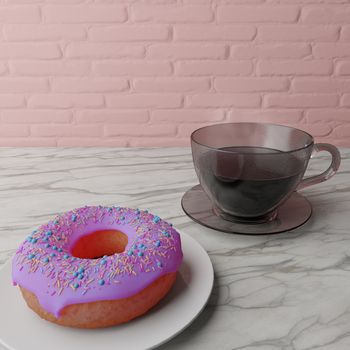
0;232;213;350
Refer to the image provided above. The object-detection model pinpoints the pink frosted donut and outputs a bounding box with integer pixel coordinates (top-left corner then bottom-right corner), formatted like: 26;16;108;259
12;206;183;328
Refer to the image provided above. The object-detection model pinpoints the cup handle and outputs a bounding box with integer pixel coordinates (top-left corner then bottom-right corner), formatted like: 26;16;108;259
297;143;341;191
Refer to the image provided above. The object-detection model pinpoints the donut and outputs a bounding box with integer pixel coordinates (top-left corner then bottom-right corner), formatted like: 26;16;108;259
12;206;183;328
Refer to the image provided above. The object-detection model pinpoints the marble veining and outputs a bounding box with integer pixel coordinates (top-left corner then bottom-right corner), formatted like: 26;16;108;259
1;147;350;350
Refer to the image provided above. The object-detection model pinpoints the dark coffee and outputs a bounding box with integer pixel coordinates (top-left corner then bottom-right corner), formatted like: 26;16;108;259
198;147;306;219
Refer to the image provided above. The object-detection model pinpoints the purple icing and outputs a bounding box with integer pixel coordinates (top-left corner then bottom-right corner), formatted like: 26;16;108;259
12;206;183;318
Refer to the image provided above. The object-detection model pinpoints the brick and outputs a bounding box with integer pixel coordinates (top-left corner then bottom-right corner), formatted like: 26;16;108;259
66;43;144;59
76;110;149;124
30;124;103;137
175;60;253;76
291;124;332;137
0;95;25;108
129;137;189;147
231;44;311;59
187;93;261;107
151;109;225;122
217;5;300;23
94;61;172;76
104;124;177;137
56;138;129;147
264;94;338;108
0;125;29;137
336;61;350;75
0;43;61;59
302;6;350;23
131;5;213;23
52;78;129;93
259;25;339;42
2;110;72;124
334;124;350;138
174;25;256;41
134;78;210;92
0;6;40;23
4;24;86;41
0;78;48;93
28;94;104;108
341;94;350;106
89;25;169;41
257;60;332;76
341;26;350;41
292;78;350;93
227;109;304;124
0;137;56;147
107;94;182;108
306;109;350;123
148;44;227;59
215;77;289;92
313;44;350;58
10;61;90;76
43;5;127;23
0;63;7;75
177;122;223;137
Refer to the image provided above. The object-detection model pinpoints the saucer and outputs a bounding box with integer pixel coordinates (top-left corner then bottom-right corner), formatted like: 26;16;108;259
181;185;312;235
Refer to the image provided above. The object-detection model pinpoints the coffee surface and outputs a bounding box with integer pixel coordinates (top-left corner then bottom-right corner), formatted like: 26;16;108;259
198;146;305;218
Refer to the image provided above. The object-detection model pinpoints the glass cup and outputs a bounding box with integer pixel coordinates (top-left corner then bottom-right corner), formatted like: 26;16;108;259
191;123;341;224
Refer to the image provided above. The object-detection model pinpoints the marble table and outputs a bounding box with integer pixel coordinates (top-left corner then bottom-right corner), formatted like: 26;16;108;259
0;147;349;350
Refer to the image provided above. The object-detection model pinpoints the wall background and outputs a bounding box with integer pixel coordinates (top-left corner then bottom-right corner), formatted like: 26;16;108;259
0;1;349;147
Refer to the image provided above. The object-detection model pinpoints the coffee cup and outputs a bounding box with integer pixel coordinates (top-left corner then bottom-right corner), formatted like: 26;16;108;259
191;123;341;223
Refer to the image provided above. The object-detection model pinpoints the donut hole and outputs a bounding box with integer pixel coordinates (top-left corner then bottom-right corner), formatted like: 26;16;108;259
71;230;128;259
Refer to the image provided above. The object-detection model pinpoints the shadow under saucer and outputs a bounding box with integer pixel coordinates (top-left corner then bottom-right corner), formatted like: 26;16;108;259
181;185;312;235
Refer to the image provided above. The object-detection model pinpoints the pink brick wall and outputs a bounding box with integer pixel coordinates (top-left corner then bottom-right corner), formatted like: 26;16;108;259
0;1;349;147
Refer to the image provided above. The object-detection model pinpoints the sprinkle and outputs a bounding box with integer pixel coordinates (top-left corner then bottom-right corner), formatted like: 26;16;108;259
43;237;49;242
78;267;85;274
135;209;140;215
127;250;133;256
43;257;50;263
78;274;84;280
73;271;79;277
52;245;57;250
71;214;77;222
58;248;63;252
26;237;32;242
28;253;35;260
132;244;137;249
108;207;113;212
153;216;161;223
157;261;163;268
73;283;79;289
98;279;105;286
32;238;38;244
54;220;59;225
102;255;108;259
170;223;173;227
63;254;69;259
137;252;144;257
100;259;107;265
46;230;53;236
138;243;145;249
155;240;161;247
57;237;61;241
163;231;170;237
120;216;125;221
50;253;56;258
144;210;148;213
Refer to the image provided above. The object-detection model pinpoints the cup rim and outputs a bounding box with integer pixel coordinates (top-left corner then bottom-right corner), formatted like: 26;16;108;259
190;122;315;155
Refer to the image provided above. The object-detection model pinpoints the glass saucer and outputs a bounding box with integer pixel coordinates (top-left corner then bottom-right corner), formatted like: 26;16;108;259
181;185;312;235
